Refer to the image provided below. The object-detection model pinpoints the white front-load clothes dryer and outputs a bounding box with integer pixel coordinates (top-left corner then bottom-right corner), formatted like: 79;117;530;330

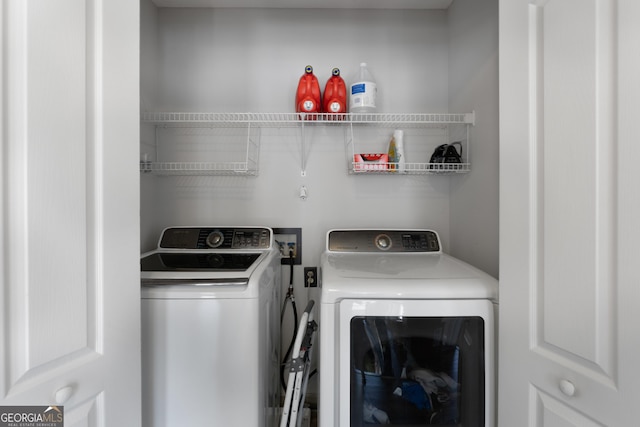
318;229;498;427
140;227;280;427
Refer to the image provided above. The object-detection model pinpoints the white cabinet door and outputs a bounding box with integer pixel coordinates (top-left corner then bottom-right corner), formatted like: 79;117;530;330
0;0;140;425
499;0;640;425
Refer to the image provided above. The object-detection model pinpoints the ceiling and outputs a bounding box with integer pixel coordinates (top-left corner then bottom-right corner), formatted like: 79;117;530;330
151;0;453;9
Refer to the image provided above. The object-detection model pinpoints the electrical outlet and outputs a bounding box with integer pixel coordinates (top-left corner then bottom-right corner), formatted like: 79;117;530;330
304;267;317;287
273;227;302;265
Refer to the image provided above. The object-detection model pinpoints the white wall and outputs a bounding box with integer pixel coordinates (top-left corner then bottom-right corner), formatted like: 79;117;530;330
448;0;499;278
141;6;457;261
139;0;499;400
141;0;166;247
141;3;499;269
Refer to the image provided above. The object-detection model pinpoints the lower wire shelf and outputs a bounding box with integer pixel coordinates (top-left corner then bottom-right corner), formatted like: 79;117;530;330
350;162;470;175
140;161;258;176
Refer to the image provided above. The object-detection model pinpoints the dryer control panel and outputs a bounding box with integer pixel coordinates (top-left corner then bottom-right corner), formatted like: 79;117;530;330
327;229;441;253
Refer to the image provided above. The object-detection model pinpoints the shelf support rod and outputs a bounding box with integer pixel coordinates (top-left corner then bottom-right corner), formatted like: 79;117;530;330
300;114;307;176
348;120;355;172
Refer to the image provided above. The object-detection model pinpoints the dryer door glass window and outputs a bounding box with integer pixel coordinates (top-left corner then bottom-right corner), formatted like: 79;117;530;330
350;316;485;426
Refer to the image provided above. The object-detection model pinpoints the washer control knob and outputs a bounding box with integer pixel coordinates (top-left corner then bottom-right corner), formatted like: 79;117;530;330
375;234;392;251
206;230;224;248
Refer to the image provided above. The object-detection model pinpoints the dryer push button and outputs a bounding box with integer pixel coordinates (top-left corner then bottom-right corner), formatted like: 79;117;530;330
399;232;440;252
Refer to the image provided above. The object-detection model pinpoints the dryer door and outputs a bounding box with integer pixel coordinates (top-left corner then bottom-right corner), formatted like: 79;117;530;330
338;299;495;427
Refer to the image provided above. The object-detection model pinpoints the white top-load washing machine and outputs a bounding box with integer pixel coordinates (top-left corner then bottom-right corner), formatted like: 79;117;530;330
319;229;498;427
141;226;280;427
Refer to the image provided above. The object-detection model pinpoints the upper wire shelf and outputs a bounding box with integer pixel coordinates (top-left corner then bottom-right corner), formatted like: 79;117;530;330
141;111;475;176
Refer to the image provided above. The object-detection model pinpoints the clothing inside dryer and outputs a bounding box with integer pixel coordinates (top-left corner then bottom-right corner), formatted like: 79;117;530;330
350;316;485;426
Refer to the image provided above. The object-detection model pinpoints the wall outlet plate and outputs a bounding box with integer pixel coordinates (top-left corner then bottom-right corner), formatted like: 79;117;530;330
273;227;302;265
304;267;318;287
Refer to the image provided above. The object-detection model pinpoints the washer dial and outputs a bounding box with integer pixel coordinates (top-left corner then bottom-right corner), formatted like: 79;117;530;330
205;230;224;248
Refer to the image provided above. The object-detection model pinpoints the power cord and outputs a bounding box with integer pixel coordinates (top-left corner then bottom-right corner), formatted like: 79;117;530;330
280;247;298;391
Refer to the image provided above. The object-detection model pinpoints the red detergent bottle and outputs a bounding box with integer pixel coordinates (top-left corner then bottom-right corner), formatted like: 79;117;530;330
323;67;347;117
295;65;322;119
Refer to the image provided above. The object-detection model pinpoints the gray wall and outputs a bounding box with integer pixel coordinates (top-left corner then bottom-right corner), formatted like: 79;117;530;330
141;3;498;273
140;0;499;398
448;0;499;278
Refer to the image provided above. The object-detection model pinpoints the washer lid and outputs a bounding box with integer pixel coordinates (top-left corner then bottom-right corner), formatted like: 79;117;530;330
140;249;274;281
141;252;261;272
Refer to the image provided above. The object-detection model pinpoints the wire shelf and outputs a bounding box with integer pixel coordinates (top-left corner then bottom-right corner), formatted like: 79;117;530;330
140;161;258;176
141;111;475;176
350;162;471;175
141;112;475;127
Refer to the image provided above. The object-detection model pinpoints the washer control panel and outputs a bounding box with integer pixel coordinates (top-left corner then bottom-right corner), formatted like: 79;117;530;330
328;229;441;253
159;227;272;250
